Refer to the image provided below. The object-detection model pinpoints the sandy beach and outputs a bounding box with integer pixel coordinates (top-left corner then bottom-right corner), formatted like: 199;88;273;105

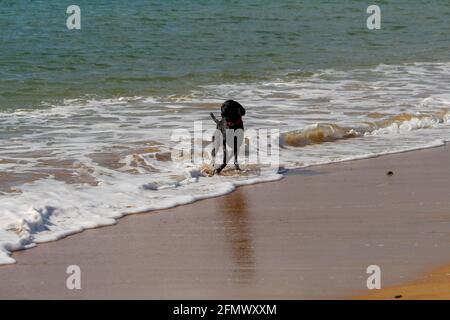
359;264;450;300
0;144;450;299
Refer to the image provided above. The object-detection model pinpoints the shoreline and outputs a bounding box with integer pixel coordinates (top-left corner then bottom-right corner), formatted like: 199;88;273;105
1;143;450;299
1;140;446;266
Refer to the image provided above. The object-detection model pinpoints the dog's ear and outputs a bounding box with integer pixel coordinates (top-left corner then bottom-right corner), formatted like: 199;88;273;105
238;103;246;116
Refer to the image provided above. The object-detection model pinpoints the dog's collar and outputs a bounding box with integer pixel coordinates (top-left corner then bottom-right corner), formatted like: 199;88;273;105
226;117;243;127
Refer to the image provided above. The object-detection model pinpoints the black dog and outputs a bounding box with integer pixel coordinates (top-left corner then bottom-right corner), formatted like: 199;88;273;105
210;100;246;175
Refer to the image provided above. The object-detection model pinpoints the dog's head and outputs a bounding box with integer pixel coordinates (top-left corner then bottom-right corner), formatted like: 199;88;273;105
221;100;245;120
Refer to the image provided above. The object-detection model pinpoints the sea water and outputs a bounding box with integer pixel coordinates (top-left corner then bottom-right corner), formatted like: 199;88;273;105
1;1;450;263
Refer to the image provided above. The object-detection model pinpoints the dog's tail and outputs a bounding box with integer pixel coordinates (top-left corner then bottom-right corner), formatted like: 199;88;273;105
210;112;219;124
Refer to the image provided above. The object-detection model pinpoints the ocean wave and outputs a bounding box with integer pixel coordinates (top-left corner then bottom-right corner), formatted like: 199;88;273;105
280;110;450;147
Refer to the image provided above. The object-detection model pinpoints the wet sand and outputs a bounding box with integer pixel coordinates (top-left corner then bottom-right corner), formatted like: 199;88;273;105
0;144;450;299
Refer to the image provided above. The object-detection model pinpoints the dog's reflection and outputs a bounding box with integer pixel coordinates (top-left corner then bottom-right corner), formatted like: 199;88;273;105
217;189;255;283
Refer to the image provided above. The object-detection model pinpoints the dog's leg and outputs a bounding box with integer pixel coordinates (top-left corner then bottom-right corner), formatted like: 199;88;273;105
214;135;228;175
233;135;241;171
211;135;216;167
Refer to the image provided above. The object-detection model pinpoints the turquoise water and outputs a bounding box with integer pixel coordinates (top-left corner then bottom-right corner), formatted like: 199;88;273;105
1;0;450;110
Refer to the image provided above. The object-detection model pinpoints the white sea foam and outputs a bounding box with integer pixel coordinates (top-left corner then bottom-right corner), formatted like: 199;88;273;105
1;62;450;264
